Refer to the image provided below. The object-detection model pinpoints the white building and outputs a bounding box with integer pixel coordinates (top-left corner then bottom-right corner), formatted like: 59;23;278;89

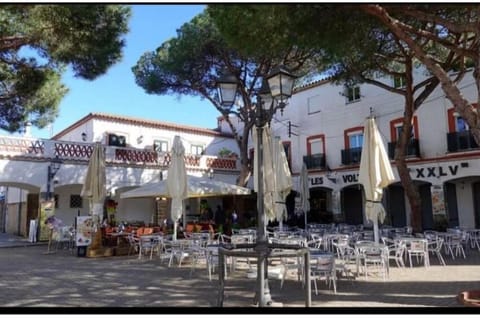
2;68;480;238
0;113;244;237
267;68;480;230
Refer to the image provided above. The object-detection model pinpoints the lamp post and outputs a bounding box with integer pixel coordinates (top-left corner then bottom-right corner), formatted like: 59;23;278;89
217;65;296;307
46;156;62;200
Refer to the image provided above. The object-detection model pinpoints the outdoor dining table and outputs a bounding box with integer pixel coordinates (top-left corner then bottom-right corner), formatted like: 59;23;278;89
216;242;312;307
309;249;334;260
435;232;455;243
108;231;131;247
394;236;417;245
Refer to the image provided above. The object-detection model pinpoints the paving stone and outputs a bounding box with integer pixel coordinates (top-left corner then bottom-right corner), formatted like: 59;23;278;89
0;240;479;309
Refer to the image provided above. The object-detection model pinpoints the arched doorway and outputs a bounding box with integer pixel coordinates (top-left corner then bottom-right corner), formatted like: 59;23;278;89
418;182;434;230
471;181;480;228
309;187;333;223
385;180;434;231
444;181;459;228
0;182;40;237
386;183;407;227
341;185;363;225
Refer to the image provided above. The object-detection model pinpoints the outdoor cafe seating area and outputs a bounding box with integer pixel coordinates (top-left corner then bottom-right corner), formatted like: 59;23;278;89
81;221;480;296
94;221;218;256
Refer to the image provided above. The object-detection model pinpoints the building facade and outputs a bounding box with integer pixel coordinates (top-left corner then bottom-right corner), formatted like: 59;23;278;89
0;113;242;236
2;68;480;238
268;68;480;230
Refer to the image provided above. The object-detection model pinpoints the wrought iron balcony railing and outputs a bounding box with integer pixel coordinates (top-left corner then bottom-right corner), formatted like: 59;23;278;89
341;147;362;165
447;131;479;152
303;153;326;170
388;138;420;159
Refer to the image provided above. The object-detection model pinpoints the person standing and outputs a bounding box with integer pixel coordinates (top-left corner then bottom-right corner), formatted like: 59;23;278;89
214;205;225;226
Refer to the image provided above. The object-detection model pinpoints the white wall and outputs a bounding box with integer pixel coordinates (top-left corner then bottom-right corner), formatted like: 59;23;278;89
54;184;85;226
116;197;154;224
456;182;475;228
55;114;239;158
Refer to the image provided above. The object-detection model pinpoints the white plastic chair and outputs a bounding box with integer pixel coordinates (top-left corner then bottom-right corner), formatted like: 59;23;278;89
444;233;466;259
189;242;208;277
306;233;323;249
469;230;480;251
408;239;429;268
386;241;406;274
169;240;191;267
203;245;229;281
127;233;140;256
428;237;446;266
332;242;356;281
362;246;388;281
310;254;337;295
138;235;161;260
230;234;253;272
272;237;306;288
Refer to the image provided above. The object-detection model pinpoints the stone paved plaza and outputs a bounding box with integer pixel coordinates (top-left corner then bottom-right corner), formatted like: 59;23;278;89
0;243;479;311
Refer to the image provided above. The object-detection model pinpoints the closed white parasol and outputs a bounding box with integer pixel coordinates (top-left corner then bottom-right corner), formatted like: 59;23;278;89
81;142;106;228
299;162;310;228
358;117;395;243
166;135;188;241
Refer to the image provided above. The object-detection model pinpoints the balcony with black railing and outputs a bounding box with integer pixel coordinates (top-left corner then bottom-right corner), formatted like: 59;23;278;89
303;153;326;170
447;131;479;152
341;147;362;165
388;138;420;159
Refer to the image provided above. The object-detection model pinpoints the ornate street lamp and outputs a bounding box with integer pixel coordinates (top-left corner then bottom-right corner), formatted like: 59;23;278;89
216;71;239;109
217;65;296;307
46;156;62;200
266;65;297;115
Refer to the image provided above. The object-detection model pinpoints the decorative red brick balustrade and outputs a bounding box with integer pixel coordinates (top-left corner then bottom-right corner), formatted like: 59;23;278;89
206;157;237;170
55;142;93;159
0;136;45;156
114;148;158;163
0;136;239;172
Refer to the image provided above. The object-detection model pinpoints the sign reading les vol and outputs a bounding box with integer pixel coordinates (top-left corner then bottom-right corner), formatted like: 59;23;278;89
342;174;359;183
310;177;323;185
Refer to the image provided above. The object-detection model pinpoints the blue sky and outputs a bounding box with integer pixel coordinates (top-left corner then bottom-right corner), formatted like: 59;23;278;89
28;4;219;139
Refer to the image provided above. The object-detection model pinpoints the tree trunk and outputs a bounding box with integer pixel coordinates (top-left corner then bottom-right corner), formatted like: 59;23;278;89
236;125;253;187
223;113;254;187
395;56;422;232
395;117;423;233
396;59;423;233
396;159;422;232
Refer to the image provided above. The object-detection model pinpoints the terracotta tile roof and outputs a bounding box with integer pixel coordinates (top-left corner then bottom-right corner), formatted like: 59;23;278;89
52;112;234;140
293;76;333;94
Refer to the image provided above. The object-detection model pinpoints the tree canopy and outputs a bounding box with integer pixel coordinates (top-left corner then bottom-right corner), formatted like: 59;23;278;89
361;4;480;144
0;4;131;132
208;4;478;232
133;10;320;186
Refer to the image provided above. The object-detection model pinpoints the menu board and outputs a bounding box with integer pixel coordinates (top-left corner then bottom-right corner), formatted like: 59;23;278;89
76;216;94;247
38;200;55;241
431;184;446;215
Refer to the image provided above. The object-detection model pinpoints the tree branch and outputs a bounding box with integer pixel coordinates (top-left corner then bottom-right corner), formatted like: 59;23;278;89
399;6;477;34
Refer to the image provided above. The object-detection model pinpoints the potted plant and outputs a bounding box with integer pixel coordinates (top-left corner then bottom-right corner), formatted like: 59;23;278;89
218;147;233;158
